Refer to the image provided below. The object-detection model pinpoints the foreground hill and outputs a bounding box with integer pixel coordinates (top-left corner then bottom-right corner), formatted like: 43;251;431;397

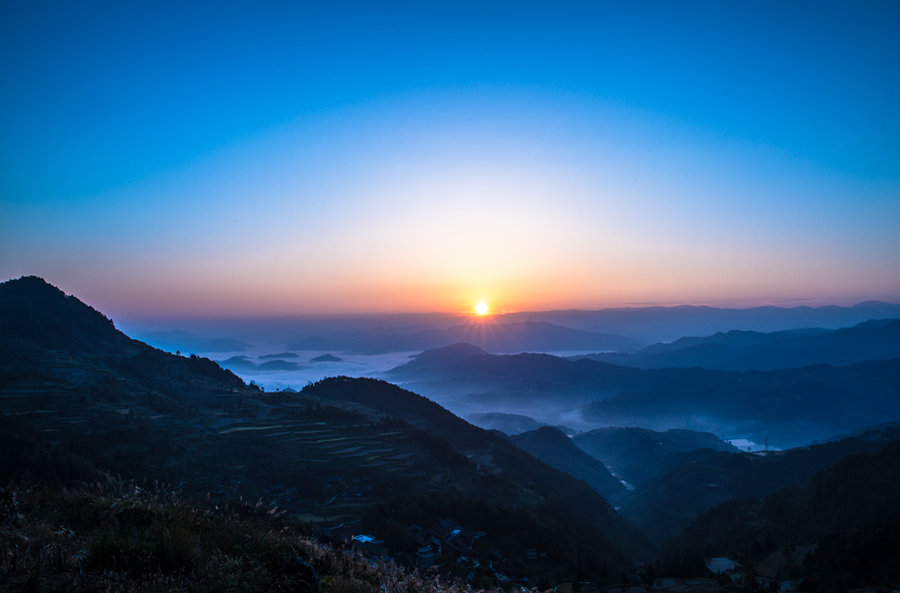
0;276;650;587
675;436;900;553
573;318;900;371
299;377;652;565
0;481;465;593
390;344;900;448
621;427;900;542
669;437;900;591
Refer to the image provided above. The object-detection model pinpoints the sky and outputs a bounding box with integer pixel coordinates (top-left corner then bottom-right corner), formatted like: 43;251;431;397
1;1;899;319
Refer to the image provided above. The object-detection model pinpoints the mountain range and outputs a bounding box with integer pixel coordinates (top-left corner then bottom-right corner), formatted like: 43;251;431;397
122;300;900;355
389;343;900;448
502;301;900;342
572;318;900;371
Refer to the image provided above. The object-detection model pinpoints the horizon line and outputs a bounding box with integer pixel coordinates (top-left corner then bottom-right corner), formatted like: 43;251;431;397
111;299;900;324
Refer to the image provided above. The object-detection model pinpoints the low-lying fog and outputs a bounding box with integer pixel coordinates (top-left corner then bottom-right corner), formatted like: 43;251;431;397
132;337;751;445
135;331;618;435
209;347;417;391
125;300;900;449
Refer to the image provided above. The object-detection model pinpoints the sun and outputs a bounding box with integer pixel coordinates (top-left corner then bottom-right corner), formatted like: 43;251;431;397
475;301;489;316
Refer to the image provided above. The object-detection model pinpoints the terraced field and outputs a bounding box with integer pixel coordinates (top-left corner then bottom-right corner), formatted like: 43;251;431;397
0;378;440;535
192;402;445;531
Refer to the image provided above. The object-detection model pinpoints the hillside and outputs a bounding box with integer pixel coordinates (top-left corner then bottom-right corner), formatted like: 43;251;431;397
0;275;249;431
669;438;900;591
572;427;737;490
300;377;652;565
510;426;627;504
617;427;900;542
0;480;474;593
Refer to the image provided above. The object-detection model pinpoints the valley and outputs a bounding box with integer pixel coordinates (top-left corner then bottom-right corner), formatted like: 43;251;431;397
2;276;899;592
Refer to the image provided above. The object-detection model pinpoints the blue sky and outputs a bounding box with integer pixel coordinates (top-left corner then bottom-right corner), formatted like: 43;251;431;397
1;1;898;317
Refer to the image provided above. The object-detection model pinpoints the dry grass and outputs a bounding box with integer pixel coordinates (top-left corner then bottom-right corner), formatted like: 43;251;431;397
0;480;525;593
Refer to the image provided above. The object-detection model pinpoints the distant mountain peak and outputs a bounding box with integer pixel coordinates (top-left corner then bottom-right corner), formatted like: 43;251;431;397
528;425;574;442
852;300;894;308
2;275;87;306
395;343;488;367
412;342;487;359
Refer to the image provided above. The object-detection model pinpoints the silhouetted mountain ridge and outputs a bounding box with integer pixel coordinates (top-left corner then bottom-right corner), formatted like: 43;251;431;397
391;344;900;448
504;301;900;342
0;276;247;397
572;317;900;370
121;301;900;356
0;275;128;355
389;343;641;386
467;411;574;435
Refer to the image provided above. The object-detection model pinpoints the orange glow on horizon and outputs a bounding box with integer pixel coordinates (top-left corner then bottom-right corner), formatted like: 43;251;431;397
77;255;898;320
